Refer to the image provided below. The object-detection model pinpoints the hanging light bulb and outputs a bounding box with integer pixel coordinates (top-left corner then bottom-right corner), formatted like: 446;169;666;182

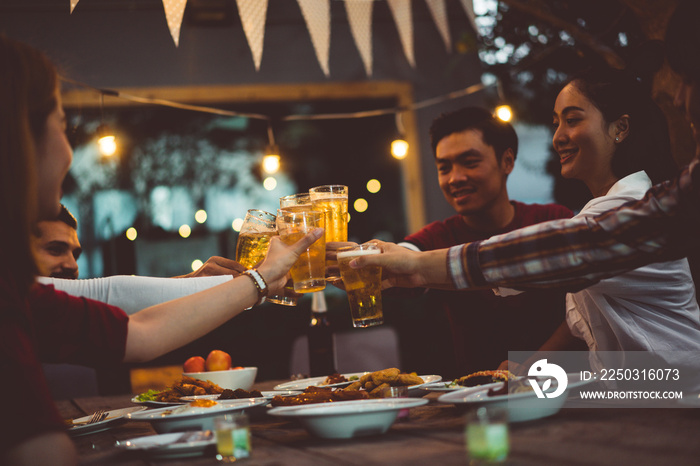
391;138;409;159
97;92;117;157
495;105;513;122
262;144;280;174
97;123;117;157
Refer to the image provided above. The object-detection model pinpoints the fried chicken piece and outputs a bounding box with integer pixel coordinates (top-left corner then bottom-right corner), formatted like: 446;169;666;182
371;367;400;386
397;373;424;386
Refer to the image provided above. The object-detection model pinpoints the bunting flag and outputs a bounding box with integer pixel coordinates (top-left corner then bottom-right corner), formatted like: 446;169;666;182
387;0;415;68
459;0;478;35
70;0;80;14
297;0;331;77
425;0;451;52
162;0;188;47
344;0;374;76
236;0;269;71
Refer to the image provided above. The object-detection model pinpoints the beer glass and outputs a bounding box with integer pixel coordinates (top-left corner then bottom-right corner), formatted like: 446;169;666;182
309;185;348;280
279;192;312;212
235;209;290;306
276;209;326;293
337;243;383;328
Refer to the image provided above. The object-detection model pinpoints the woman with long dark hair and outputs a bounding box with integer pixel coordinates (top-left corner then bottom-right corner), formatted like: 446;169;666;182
0;35;322;465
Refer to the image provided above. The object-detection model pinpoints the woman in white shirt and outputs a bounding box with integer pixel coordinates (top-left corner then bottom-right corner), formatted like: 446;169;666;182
550;67;700;372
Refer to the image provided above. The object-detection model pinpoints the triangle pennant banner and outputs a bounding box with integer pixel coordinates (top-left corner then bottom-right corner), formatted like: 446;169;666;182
70;0;80;14
162;0;188;47
236;0;269;71
459;0;478;35
387;0;415;68
344;0;374;76
425;0;451;52
297;0;331;77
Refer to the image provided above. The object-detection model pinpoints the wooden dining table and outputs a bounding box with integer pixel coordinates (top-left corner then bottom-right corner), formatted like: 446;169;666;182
56;379;700;465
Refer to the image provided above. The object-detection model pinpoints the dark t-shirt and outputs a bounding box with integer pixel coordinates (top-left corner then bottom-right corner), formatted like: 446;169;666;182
0;278;128;452
404;201;573;377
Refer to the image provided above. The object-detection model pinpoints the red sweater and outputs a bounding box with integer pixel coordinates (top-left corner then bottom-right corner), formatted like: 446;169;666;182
0;278;128;452
404;201;573;376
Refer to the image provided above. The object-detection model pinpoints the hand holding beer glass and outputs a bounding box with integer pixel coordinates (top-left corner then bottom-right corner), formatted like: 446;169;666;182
337;243;383;327
276;209;326;293
309;185;348;280
235;209;295;306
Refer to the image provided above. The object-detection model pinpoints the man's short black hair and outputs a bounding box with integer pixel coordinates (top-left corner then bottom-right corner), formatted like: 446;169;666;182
429;106;518;161
56;204;77;230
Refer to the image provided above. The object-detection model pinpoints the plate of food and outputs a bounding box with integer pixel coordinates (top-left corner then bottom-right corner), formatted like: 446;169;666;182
423;370;515;392
132;375;227;406
273;372;368;391
438;373;592;422
268;398;429;439
127;398;268;434
180;388;302;402
116;430;215;459
68;406;147;436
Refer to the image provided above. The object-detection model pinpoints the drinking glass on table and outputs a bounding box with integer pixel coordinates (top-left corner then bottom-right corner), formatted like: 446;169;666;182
276;209;326;293
337;243;383;328
235;209;291;306
215;412;251;462
309;185;348;280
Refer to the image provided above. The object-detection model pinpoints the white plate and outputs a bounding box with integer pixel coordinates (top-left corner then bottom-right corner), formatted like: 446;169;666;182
180;390;302;402
127;398;268;434
273;373;441;393
273;372;369;390
69;406;147;436
421;381;468;392
116;431;215;459
268;398;429;439
406;375;442;395
437;373;591;423
130;396;186;407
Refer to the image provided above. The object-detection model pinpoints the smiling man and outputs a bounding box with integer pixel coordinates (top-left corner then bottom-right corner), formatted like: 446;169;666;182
31;204;82;279
399;107;576;377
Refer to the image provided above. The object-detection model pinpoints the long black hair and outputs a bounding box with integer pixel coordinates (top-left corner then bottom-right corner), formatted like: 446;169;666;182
564;64;679;185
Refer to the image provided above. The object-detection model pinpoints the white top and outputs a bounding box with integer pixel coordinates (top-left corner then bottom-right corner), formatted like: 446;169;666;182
565;171;700;371
37;275;232;315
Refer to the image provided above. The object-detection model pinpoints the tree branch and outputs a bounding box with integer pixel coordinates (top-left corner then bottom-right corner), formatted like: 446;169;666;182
498;0;625;69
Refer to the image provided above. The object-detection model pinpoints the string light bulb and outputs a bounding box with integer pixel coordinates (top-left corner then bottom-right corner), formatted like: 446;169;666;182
97;123;117;156
391;111;409;159
495;105;513;122
262;145;280;174
391;138;409;159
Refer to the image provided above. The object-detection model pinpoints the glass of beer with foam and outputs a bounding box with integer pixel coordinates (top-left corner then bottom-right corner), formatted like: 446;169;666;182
309;185;348;280
276;209;326;294
236;209;276;269
337;243;383;328
236;209;290;306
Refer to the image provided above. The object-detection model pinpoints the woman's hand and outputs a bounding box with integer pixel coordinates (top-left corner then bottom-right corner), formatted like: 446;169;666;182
257;228;324;294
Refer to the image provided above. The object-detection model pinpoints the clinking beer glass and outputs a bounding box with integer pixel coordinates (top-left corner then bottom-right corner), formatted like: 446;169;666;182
337;243;383;328
276;209;326;294
309;185;348;280
235;209;293;306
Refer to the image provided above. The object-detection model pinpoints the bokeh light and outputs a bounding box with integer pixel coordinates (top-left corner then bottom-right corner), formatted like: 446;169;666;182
195;209;207;224
179;224;191;238
354;198;368;213
366;179;381;193
125;227;137;241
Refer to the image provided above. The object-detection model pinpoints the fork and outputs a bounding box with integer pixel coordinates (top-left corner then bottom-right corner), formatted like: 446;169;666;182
86;409;107;425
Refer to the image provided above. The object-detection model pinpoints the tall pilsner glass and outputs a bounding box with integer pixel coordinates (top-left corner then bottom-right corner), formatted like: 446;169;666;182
276;209;326;294
309;185;348;280
337;243;383;328
235;209;288;305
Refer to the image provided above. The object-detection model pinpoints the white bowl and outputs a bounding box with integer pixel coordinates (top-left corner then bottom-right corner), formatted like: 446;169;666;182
438;373;592;423
267;398;428;439
127;398;267;434
183;367;257;391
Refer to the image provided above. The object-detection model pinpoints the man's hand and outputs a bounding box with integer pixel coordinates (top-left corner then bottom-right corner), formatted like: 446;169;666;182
174;256;247;278
348;241;450;289
326;241;358;290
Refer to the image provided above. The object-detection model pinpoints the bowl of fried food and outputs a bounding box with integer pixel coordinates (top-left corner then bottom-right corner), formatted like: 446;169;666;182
183;366;257;391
